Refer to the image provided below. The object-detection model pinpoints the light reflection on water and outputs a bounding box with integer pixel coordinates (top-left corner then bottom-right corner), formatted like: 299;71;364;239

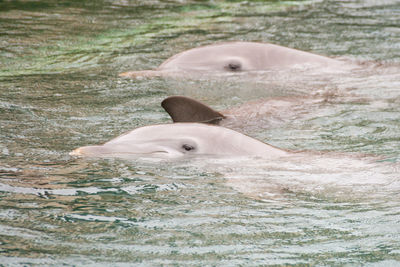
1;0;400;265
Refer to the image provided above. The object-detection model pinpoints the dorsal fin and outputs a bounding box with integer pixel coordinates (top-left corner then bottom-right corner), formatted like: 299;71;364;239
161;96;225;124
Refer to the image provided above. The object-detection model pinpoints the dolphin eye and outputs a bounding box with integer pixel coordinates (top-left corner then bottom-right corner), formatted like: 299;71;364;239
182;144;195;152
225;62;242;72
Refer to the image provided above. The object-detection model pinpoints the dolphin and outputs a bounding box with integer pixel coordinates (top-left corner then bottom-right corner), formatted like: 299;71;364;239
161;95;325;130
119;41;345;78
70;123;289;159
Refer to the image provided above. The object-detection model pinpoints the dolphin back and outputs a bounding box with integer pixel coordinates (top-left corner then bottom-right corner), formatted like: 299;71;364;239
161;96;225;124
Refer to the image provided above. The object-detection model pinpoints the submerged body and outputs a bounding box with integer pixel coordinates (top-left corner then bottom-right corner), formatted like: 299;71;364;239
71;123;289;159
119;41;346;78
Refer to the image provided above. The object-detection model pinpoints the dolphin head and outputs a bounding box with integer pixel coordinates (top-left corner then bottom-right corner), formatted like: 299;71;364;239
157;42;341;72
119;42;271;78
71;123;287;159
119;41;344;78
157;43;261;73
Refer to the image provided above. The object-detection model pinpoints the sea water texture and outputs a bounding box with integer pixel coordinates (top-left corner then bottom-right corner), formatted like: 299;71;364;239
1;0;400;266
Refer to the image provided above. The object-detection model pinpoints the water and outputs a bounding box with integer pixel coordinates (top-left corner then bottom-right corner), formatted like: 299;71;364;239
1;0;400;265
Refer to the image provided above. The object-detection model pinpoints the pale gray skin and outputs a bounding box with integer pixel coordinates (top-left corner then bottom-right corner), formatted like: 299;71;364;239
71;123;289;159
119;41;345;78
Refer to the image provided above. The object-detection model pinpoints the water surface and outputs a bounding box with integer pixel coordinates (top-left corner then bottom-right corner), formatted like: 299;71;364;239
1;0;400;265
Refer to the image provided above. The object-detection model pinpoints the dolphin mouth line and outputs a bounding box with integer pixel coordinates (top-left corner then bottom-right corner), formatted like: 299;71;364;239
105;151;170;155
70;148;170;156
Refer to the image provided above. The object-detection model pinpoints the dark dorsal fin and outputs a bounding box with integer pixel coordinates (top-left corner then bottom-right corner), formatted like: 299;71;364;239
161;96;225;124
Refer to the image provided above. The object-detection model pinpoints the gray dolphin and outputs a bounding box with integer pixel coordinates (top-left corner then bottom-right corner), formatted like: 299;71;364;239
119;41;345;78
161;95;324;129
71;123;289;159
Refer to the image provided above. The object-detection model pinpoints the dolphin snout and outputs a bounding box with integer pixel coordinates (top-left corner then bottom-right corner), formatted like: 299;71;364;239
119;70;162;78
70;145;107;156
70;147;86;156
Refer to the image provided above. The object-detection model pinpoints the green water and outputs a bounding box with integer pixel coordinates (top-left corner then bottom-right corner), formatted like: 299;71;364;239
1;0;400;266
